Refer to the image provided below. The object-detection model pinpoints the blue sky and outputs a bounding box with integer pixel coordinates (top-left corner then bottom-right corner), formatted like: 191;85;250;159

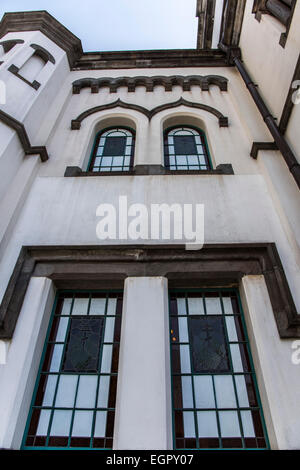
0;0;198;51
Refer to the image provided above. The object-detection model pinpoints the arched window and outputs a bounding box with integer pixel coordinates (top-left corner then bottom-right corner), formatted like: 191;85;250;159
88;127;135;172
164;126;212;171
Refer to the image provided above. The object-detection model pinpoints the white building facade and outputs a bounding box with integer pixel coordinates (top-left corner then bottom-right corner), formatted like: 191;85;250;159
0;2;299;450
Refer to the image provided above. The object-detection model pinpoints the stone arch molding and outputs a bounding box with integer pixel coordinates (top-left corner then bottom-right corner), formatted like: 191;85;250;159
72;74;228;94
71;98;229;129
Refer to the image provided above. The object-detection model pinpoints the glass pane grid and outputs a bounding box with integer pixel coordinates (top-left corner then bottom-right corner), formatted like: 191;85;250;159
170;290;268;450
23;291;123;450
90;128;134;173
164;127;211;171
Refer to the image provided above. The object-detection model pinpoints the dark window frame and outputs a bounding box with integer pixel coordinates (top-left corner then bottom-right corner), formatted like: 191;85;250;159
164;125;213;171
88;126;135;173
169;288;270;450
22;289;123;450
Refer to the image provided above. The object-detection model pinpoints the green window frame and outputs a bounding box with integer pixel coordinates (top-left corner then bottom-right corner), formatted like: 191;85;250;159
22;290;123;450
164;126;212;171
88;127;135;173
169;288;269;450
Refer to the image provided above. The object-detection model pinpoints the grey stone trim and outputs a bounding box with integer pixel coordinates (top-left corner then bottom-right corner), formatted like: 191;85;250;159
0;38;24;53
72;49;228;70
197;0;246;49
72;75;228;94
0;243;299;339
64;164;234;177
0;11;82;68
250;142;278;159
8;64;41;90
71;98;229;129
30;43;56;64
0;109;48;161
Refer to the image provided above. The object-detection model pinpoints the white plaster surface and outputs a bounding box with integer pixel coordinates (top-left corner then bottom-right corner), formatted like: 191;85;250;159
113;277;172;449
0;277;55;449
240;276;300;450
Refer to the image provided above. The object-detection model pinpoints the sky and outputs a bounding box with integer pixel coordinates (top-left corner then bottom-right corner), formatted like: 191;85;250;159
0;0;199;51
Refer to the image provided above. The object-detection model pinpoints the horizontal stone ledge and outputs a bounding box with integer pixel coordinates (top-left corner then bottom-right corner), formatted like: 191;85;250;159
64;164;234;177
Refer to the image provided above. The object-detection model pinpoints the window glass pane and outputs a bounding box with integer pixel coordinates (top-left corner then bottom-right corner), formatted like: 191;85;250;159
103;136;126;156
76;375;98;408
197;411;218;437
42;374;58;407
55;375;77;407
56;317;69;342
183;411;195;437
222;297;234;314
72;411;93;437
230;344;244;372
112;157;124;166
194;375;215;409
97;375;110;408
225;316;238;342
177;298;187;315
180;345;191;373
181;376;194;408
101;345;113;373
61;298;72;315
205;296;222;315
187;297;204;315
104;317;115;343
187;155;198;165
50;410;72;436
107;298;117;315
219;411;241;437
124;156;131;166
189;316;230;373
214;375;237;409
234;375;250;407
178;317;189;343
94;411;107;437
241;411;255;437
101;156;112;167
72;298;89;316
49;344;63;372
89;298;106;316
62;317;104;373
36;409;51;436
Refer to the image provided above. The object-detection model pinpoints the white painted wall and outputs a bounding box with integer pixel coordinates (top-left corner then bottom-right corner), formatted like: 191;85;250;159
0;17;299;450
114;277;172;450
0;277;55;449
240;275;300;450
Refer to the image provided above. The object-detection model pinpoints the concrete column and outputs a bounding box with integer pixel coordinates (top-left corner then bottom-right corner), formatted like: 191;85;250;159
240;275;300;450
0;277;55;449
113;276;172;450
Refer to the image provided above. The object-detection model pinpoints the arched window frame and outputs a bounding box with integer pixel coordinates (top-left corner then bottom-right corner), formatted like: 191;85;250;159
164;125;213;171
87;126;135;173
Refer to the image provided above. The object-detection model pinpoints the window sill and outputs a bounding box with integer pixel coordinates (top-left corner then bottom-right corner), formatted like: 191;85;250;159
64;164;234;177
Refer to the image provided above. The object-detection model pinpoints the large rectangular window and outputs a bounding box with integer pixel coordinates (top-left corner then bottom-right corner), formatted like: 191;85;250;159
22;291;123;450
169;289;269;450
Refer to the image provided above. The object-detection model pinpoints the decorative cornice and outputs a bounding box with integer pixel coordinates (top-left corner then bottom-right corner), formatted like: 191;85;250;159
0;11;82;68
72;49;228;70
0;243;299;339
72;75;228;94
0;109;48;161
71;98;229;129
